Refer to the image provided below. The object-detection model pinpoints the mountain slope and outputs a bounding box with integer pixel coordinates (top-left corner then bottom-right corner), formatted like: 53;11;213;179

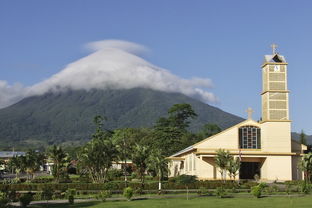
0;88;243;149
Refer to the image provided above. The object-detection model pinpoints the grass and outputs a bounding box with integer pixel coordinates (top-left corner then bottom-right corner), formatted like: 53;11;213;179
29;195;312;208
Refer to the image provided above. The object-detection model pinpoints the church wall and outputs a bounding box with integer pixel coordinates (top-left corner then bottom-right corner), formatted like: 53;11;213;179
261;155;292;181
195;156;216;179
292;156;303;180
260;122;291;153
195;126;239;150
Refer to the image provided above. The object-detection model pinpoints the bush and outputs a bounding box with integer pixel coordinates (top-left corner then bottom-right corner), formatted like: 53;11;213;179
33;192;42;201
41;186;53;202
123;187;133;201
0;192;9;208
19;193;33;208
215;186;227;198
251;185;262;198
97;190;112;202
66;189;76;204
300;182;312;194
197;186;211;196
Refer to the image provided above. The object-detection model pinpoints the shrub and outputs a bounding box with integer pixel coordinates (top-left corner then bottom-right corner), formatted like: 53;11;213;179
300;182;312;194
215;186;227;198
197;187;211;196
123;187;133;201
97;190;112;202
66;189;76;204
0;192;9;208
19;193;33;208
41;186;53;202
251;183;267;198
33;192;42;201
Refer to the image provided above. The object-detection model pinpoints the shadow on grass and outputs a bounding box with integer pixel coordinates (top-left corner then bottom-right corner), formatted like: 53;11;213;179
29;201;101;208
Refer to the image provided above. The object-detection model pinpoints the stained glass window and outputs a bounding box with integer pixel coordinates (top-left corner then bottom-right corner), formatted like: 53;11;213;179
239;126;261;149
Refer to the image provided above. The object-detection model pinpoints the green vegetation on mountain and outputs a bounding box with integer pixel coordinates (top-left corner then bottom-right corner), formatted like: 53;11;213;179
0;88;243;149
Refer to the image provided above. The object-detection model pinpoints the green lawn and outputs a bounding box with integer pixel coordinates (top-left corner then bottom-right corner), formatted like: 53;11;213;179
29;196;312;208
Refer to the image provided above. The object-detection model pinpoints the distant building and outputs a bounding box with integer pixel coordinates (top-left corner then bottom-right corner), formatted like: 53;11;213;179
0;151;25;160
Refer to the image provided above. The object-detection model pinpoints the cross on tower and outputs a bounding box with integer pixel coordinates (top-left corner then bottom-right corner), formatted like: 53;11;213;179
246;107;254;120
271;43;278;54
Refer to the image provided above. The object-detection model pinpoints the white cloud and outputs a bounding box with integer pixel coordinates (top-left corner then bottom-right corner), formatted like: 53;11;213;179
0;81;27;108
0;40;218;109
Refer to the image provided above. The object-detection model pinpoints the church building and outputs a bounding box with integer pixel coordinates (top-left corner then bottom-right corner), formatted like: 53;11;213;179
168;46;307;181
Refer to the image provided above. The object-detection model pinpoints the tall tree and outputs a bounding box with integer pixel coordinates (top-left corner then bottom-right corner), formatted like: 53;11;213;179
131;144;150;190
78;116;117;183
153;103;197;156
112;128;136;186
48;145;69;182
24;150;46;180
197;123;221;140
299;152;312;183
300;130;307;145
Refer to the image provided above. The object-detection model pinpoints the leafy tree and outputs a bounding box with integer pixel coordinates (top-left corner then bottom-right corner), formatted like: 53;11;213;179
226;157;240;181
167;103;197;130
197;123;221;139
131;144;150;190
112;128;134;186
215;149;231;182
48;145;69;182
153;104;197;156
148;149;169;191
23;150;45;180
7;156;26;177
176;175;197;200
299;152;312;183
78;116;117;183
300;130;307;145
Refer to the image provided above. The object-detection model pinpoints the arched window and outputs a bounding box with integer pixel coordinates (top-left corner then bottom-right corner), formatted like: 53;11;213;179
239;126;261;149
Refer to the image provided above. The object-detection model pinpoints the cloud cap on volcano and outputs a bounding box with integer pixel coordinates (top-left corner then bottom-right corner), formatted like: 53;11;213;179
0;40;218;108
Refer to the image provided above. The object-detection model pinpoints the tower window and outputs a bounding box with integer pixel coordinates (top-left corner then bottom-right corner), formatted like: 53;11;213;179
239;126;261;149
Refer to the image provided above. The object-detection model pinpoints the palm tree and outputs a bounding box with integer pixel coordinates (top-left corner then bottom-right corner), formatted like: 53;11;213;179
48;145;69;182
148;149;169;191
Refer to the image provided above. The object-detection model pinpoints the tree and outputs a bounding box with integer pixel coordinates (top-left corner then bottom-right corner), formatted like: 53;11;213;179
112;128;134;186
48;145;69;182
299;152;312;183
300;130;307;145
176;175;197;200
131;144;150;190
153;103;197;156
215;149;231;182
148;149;169;191
24;150;45;180
167;103;197;130
7;156;26;177
197;123;221;139
78;116;117;183
226;157;240;181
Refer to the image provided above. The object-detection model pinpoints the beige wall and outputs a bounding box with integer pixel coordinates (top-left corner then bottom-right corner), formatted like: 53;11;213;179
195;120;260;150
261;156;292;181
260;121;291;153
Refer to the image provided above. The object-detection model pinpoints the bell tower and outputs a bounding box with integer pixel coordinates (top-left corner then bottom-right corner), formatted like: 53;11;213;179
261;44;290;122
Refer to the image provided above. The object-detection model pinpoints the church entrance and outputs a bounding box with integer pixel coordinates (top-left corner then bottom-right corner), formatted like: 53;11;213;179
239;162;261;179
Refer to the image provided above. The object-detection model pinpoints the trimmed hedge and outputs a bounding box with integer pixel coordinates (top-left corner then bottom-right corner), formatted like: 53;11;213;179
0;180;257;192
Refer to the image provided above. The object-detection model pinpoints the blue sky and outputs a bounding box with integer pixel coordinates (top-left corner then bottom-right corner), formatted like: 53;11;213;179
0;0;312;134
